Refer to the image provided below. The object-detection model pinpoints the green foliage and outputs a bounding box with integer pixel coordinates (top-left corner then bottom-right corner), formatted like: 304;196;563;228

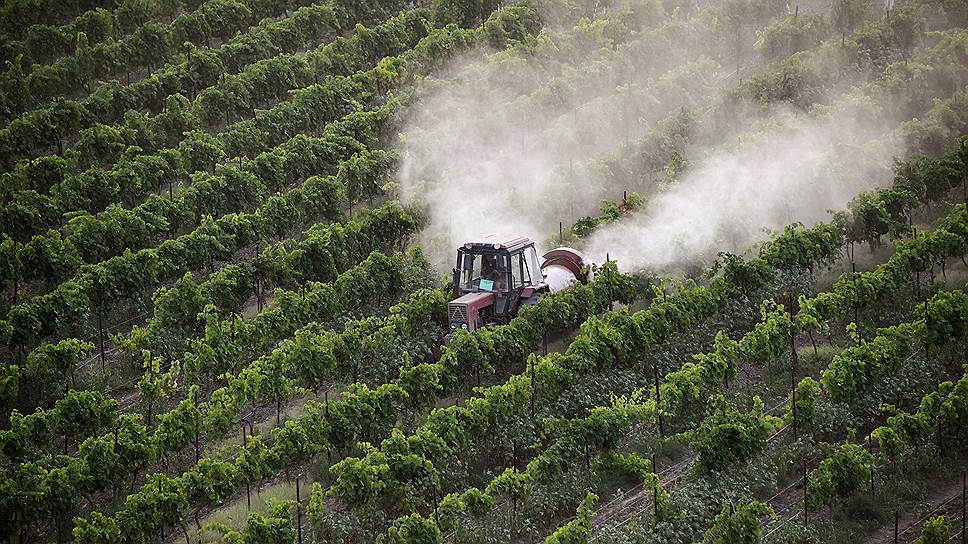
0;0;405;126
807;441;873;510
818;287;968;404
756;13;832;61
6;4;968;544
545;492;598;544
383;513;441;543
660;301;789;419
72;512;122;544
17;337;93;408
459;487;493;518
0;15;437;265
570;192;645;239
820;322;919;402
486;467;529;504
831;0;875;33
789;376;820;432
917;289;968;348
592;452;654;483
484;5;541;48
431;0;503;28
869;363;968;466
704;500;775;544
916;516;950;544
214;500;296;544
759;222;845;272
9;245;432;540
693;396;774;474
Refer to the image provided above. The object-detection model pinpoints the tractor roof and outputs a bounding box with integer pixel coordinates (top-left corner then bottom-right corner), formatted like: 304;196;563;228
462;234;533;253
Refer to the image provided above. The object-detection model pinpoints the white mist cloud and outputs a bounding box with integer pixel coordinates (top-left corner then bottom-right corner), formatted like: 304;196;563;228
583;105;901;272
395;3;736;270
395;1;920;276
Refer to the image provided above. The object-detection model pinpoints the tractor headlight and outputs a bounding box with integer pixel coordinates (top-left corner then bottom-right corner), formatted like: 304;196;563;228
461;323;468;329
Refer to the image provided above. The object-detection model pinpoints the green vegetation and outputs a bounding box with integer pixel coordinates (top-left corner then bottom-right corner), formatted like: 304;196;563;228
0;0;965;543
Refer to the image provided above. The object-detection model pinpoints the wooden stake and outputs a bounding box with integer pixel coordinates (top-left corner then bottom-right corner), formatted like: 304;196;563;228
868;434;875;491
654;365;664;438
242;424;251;510
803;461;808;523
925;298;931;361
296;476;303;544
791;326;798;441
606;253;612;310
938;416;943;454
852;260;859;338
653;451;660;523
894;511;899;544
431;478;441;529
529;357;536;419
512;439;518;469
97;308;105;369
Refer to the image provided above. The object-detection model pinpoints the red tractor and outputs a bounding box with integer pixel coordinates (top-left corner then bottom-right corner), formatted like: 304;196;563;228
448;235;589;332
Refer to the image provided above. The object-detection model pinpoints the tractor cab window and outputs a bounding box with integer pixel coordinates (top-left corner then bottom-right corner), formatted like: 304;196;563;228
460;254;481;290
511;251;531;289
511;247;542;289
461;253;507;292
481;254;506;291
527;247;542;282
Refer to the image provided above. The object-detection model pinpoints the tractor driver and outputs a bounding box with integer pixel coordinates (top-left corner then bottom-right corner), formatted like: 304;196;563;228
480;254;505;291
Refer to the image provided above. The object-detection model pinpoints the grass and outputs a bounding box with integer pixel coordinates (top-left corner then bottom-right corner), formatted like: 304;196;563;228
191;473;315;542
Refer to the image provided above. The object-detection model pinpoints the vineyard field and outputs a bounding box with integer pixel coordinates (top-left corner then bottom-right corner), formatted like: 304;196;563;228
0;0;967;543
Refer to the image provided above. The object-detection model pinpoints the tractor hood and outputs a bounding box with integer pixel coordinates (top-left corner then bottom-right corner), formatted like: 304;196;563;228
449;291;495;310
448;291;496;332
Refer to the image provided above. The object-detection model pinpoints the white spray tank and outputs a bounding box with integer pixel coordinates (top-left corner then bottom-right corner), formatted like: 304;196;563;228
540;247;591;292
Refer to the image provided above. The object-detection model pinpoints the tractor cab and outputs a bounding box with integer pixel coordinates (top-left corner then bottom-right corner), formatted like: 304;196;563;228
449;235;544;332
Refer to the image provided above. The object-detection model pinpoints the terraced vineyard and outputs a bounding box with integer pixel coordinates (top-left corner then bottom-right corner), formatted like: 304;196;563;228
0;0;967;542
